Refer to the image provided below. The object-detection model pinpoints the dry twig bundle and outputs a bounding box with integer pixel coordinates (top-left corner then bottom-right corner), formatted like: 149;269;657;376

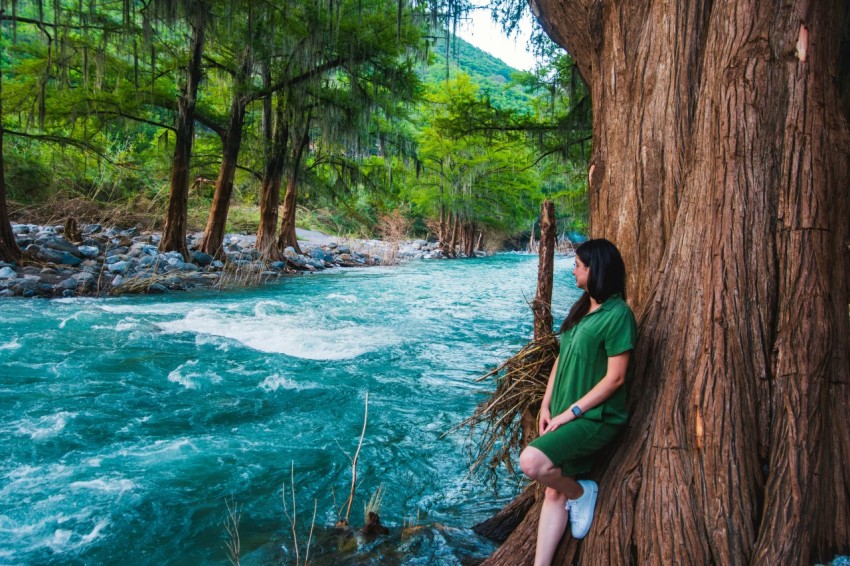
450;334;560;478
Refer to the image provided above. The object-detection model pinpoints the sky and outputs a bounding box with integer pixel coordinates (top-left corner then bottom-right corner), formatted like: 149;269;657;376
455;5;539;71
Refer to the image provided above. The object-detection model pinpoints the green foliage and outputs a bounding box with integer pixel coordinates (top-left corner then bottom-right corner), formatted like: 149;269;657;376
1;0;591;242
425;35;534;114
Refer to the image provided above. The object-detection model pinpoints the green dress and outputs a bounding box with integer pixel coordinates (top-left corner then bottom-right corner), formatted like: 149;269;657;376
529;294;637;477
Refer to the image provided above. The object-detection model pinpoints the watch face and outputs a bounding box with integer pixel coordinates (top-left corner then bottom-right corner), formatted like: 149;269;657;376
572;406;581;416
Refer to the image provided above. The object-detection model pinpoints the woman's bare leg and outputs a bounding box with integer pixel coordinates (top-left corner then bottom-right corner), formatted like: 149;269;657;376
535;487;569;566
520;447;587;566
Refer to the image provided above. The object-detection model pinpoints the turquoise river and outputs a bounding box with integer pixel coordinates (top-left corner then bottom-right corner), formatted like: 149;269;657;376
0;253;580;565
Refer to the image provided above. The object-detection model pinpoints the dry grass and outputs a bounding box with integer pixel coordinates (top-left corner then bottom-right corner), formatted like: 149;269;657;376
448;334;560;478
224;497;242;566
282;463;318;566
8;196;162;231
108;269;171;296
214;260;273;291
376;210;411;266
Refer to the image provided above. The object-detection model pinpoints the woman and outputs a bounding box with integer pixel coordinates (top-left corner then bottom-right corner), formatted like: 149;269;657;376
519;238;637;566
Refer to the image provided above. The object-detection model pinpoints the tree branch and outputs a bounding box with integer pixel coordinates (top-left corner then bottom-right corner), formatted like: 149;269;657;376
5;129;117;164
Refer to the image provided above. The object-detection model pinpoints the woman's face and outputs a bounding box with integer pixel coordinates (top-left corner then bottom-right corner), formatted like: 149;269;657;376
573;256;589;290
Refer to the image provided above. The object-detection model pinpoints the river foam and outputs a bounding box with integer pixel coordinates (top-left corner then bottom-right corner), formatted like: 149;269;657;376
156;304;397;360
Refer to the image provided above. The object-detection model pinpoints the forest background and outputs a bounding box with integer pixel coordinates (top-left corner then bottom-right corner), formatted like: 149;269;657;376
0;0;592;262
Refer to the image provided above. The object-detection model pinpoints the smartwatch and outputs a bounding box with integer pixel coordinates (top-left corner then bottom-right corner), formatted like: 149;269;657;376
571;405;583;418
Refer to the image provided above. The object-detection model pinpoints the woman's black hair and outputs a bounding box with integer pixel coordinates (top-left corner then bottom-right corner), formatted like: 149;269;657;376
559;238;627;333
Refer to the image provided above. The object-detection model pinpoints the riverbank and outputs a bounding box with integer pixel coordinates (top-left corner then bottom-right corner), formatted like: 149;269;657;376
0;222;449;298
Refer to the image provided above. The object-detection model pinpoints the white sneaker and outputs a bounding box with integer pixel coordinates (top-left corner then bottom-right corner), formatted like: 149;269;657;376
566;479;598;539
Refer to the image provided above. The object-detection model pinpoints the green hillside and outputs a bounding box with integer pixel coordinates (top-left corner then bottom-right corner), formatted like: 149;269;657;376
423;35;535;113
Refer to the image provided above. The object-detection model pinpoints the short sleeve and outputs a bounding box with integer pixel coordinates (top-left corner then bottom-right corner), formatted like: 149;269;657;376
604;305;637;356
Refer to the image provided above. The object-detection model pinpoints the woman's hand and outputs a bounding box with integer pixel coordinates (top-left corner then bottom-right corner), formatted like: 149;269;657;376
538;407;551;436
543;411;571;433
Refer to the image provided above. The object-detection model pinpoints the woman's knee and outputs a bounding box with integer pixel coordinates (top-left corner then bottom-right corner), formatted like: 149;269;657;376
519;447;551;480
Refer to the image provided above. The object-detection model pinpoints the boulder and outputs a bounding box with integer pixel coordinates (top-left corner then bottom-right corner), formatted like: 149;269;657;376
58;278;78;290
191;251;215;266
77;246;100;259
42;238;81;256
0;266;17;279
72;271;96;283
138;255;156;268
106;246;130;257
107;261;130;274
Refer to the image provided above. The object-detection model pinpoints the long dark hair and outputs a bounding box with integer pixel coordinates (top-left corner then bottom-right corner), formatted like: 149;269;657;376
560;238;627;333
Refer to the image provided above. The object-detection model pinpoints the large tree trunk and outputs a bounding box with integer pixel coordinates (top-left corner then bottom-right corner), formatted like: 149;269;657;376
256;99;289;261
0;61;22;263
532;200;555;340
276;121;310;255
159;6;207;259
448;214;459;258
198;46;252;259
486;0;850;563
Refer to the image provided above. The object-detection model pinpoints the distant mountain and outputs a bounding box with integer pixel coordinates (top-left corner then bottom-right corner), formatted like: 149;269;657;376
422;34;535;114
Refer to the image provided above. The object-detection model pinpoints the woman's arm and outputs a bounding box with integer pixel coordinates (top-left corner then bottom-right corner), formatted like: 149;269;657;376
544;351;630;433
538;356;559;435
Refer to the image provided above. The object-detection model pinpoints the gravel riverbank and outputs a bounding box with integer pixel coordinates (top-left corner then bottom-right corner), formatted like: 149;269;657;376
0;223;449;298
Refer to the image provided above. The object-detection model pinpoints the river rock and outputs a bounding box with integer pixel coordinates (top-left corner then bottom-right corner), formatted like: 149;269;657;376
37;248;83;266
107;261;130;274
58;278;78;290
106;246;129;257
41;238;81;256
111;275;124;286
337;245;351;254
310;248;325;260
83;223;102;235
192;251;214;266
147;283;168;294
327;242;338;250
72;272;96;283
0;289;15;297
270;261;286;270
78;246;100;258
138;255;156;268
0;266;17;279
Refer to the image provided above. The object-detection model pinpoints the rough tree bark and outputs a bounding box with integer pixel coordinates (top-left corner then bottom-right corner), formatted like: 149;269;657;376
448;214;459;258
462;221;477;258
533;200;555;341
159;6;207;259
198;45;252;259
0;55;22;263
276;120;310;255
484;0;850;564
255;99;288;261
